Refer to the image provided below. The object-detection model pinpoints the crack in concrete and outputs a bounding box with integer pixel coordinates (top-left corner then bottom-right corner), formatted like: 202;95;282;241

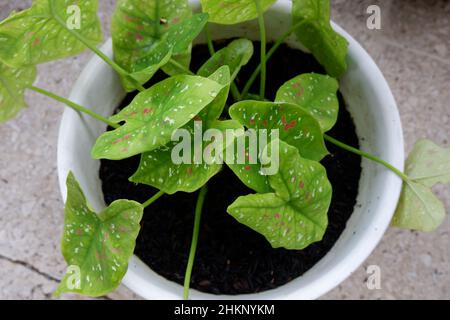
0;253;60;283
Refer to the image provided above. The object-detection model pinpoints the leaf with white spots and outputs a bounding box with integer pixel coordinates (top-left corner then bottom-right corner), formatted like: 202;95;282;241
198;38;254;81
112;1;207;89
130;67;234;194
292;0;348;77
275;73;339;132
0;61;36;122
229;101;328;161
392;139;450;231
0;0;102;67
201;0;276;24
228;141;332;249
91;75;225;160
55;172;143;297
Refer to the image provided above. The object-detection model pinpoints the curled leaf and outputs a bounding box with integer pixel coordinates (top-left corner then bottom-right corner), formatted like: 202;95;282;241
55;172;143;297
292;0;348;77
200;0;276;24
228;141;332;249
0;0;102;67
198;38;254;81
0;61;36;122
91;75;225;160
275;73;339;132
392;139;450;231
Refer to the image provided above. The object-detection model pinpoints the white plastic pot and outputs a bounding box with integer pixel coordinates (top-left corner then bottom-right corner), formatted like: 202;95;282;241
57;0;404;299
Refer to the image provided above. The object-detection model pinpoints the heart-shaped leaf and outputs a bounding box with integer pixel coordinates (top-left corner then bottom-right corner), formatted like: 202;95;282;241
198;38;254;81
201;0;276;25
292;0;348;77
228;141;332;249
92;75;225;160
0;0;102;67
275;73;339;132
229;101;328;161
112;1;208;90
55;172;143;297
392;139;450;231
130;67;233;194
0;61;36;122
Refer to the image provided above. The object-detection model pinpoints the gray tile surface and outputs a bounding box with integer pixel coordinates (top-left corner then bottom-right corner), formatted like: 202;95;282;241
0;0;448;300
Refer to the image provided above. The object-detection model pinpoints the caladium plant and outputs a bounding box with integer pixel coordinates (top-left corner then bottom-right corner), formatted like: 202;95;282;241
0;0;448;300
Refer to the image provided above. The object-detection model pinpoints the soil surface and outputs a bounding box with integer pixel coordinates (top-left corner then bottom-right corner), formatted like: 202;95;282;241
99;41;362;295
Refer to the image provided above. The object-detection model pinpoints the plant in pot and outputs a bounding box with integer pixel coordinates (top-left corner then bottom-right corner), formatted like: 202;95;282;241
0;0;448;299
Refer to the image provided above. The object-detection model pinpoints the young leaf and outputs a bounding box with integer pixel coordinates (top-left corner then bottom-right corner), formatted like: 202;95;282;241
291;0;348;77
55;172;143;297
228;141;332;250
198;38;254;81
112;1;208;89
275;73;339;132
200;0;276;25
91;75;225;160
0;0;102;67
0;61;36;122
392;140;450;232
130;67;233;194
229;101;328;161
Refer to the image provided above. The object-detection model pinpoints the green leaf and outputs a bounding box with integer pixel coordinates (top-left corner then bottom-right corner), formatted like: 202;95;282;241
275;73;339;132
92;75;225;160
197;65;231;125
112;1;208;89
198;38;254;81
229;101;328;161
292;0;348;77
228;141;332;249
161;46;192;76
392;139;450;232
0;61;36;122
55;172;143;297
130;67;233;194
0;0;102;67
201;0;276;24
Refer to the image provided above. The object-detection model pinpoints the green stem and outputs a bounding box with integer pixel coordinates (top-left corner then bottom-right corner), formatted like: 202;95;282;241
255;0;267;99
168;59;195;75
29;86;120;129
241;21;305;98
205;23;215;56
183;185;208;300
324;134;409;182
230;83;241;101
50;9;145;92
142;190;165;208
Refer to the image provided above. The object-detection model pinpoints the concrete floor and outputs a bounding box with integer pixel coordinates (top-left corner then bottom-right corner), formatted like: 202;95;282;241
0;0;448;300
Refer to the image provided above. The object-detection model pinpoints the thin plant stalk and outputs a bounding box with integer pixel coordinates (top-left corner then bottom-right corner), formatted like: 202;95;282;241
183;185;208;300
255;0;267;99
142;190;165;208
324;134;409;182
29;86;120;129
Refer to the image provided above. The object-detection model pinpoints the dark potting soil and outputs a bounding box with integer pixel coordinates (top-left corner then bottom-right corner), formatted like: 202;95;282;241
99;41;362;295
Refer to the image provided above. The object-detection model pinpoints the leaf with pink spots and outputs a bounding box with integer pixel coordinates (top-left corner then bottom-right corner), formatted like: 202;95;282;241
129;67;235;194
201;0;276;24
91;74;225;160
55;172;143;297
0;61;36;122
275;73;339;132
228;141;332;249
0;0;102;67
229;100;328;161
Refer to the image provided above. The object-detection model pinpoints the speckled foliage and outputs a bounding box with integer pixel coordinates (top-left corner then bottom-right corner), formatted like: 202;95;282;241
200;0;276;24
56;173;143;297
0;0;103;67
